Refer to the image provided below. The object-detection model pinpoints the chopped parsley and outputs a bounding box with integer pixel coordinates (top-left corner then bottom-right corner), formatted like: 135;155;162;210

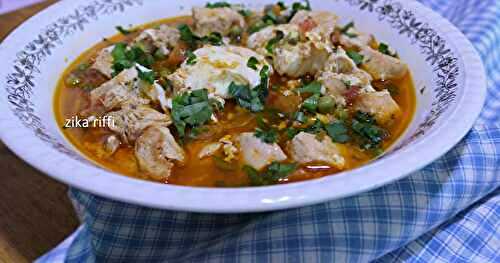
248;20;274;34
346;50;364;66
247;56;259;70
172;89;214;138
245;162;297;186
351;112;386;152
111;43;133;73
186;50;197;65
255;127;279;144
247;0;312;34
340;21;357;38
178;24;223;47
238;9;253;17
228;82;265;112
298;81;322;94
286;127;300;139
263;9;279;24
302;119;323;134
277;1;287;10
230;65;270;112
325;121;350;143
136;67;155;84
111;43;155;75
265;30;285;54
378;42;397;57
116;25;134;35
203;32;224;46
290;0;312;20
254;114;279;144
205;2;231;8
178;24;199;46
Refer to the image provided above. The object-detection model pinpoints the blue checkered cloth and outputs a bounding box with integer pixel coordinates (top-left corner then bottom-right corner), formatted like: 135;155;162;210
38;0;500;262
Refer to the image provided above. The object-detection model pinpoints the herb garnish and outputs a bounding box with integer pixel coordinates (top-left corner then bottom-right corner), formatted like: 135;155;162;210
244;162;297;186
255;127;279;144
116;25;134;35
203;32;224;46
228;82;265;112
346;50;364;66
186;50;197;65
247;1;312;34
340;21;357;38
178;24;223;48
178;24;199;46
172;89;214;138
238;9;253;17
297;81;322;94
254;114;279;144
325;121;350;143
265;30;285;54
290;0;312;20
136;67;155;84
351;111;386;152
205;2;231;8
247;56;259;70
378;42;397;57
111;43;154;75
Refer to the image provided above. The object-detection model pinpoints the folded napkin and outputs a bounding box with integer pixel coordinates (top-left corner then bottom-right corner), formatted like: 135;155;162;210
38;0;500;262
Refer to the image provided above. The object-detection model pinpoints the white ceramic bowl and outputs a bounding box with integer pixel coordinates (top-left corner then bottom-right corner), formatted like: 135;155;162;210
0;0;486;213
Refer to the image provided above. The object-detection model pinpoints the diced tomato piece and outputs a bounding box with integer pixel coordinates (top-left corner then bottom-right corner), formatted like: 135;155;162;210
167;43;188;67
343;85;361;106
298;18;318;33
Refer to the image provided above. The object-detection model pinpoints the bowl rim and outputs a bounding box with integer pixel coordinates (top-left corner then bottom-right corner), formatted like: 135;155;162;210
0;0;486;213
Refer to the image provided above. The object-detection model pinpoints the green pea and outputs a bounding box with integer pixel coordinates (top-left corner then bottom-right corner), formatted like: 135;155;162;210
318;96;335;113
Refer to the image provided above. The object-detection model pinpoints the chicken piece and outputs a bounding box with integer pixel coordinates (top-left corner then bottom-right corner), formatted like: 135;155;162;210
192;7;245;36
140;81;170;112
247;24;331;78
318;72;349;105
91;46;114;78
198;142;222;159
133;25;180;56
238;132;287;170
290;10;338;44
288;132;345;169
104;134;120;155
168;45;272;98
318;48;375;105
353;90;401;124
318;71;375;105
338;31;375;49
88;67;149;115
360;47;409;80
135;126;185;181
106;105;172;144
247;24;301;54
273;42;330;78
322;47;358;74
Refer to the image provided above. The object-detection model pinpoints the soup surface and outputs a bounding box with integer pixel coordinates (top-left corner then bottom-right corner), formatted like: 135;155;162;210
55;1;415;187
